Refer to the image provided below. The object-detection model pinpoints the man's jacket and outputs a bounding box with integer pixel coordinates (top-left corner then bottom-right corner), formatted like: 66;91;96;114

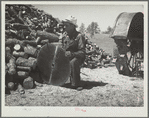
62;32;86;61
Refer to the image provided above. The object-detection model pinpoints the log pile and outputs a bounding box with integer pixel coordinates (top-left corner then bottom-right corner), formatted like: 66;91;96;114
83;42;113;69
5;4;114;94
5;4;61;94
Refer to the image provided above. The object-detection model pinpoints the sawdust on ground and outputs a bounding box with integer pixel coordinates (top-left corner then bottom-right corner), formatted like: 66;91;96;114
5;66;144;106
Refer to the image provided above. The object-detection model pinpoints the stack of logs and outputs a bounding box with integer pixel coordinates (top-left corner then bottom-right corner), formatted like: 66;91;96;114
83;43;113;69
5;5;60;94
5;31;60;94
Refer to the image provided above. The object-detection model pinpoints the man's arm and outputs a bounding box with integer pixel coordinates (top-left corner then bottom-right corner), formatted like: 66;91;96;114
86;50;96;55
73;34;86;59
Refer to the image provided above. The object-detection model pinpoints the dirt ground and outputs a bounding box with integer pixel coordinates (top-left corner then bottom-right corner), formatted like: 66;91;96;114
5;65;144;106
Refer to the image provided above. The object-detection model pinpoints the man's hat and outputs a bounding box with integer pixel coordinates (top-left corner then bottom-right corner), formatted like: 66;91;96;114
62;15;78;27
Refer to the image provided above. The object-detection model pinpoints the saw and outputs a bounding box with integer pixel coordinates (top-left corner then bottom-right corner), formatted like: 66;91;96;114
37;43;70;85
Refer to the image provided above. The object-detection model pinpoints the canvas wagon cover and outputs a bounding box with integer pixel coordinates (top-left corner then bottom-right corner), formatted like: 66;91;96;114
111;12;144;41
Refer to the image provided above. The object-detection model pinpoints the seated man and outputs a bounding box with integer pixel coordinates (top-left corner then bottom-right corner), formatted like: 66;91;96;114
62;15;86;90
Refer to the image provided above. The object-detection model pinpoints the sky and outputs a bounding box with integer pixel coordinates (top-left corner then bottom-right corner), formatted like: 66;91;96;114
32;2;144;31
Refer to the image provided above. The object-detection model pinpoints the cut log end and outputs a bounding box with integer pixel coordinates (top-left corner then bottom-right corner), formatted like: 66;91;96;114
14;44;21;51
23;76;34;89
7;82;15;90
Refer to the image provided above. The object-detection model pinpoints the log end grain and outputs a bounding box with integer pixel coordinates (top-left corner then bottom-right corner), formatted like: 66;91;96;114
23;76;34;89
14;44;21;51
7;82;15;90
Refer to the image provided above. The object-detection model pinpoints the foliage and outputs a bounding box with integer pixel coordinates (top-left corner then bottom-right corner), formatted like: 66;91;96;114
79;23;85;34
103;26;113;34
87;22;100;38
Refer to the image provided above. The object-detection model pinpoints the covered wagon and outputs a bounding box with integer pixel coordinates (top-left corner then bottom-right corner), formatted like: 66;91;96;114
110;12;144;76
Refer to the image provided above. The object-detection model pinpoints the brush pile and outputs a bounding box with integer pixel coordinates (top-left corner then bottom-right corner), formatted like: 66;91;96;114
83;41;113;69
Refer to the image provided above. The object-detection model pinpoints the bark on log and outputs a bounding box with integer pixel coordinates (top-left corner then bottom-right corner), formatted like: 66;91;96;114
16;57;37;70
8;57;16;75
28;57;37;70
17;71;29;78
24;44;38;57
23;76;34;89
5;38;20;46
23;40;37;47
13;51;28;59
40;39;49;45
36;30;59;43
6;38;24;47
5;47;12;61
11;23;30;30
16;66;31;72
28;57;36;60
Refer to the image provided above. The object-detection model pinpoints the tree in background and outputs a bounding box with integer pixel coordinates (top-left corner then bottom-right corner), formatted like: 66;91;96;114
79;23;85;34
87;22;100;38
103;26;113;34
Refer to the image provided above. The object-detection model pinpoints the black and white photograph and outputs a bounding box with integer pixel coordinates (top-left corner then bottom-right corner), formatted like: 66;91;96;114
2;1;148;117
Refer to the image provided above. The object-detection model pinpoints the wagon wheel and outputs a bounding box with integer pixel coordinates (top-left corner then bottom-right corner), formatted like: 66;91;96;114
114;39;143;76
126;52;138;76
126;40;143;76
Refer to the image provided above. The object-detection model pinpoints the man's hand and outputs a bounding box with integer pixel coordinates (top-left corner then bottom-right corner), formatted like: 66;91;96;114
62;31;68;38
65;51;72;57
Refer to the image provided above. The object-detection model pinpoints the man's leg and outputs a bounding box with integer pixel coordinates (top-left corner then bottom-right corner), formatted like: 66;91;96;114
70;57;82;87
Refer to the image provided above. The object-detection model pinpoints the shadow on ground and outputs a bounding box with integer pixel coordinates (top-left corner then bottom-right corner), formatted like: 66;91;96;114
61;80;108;90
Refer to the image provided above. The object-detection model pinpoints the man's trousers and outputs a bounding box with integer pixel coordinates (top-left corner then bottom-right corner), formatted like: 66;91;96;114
70;57;84;87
